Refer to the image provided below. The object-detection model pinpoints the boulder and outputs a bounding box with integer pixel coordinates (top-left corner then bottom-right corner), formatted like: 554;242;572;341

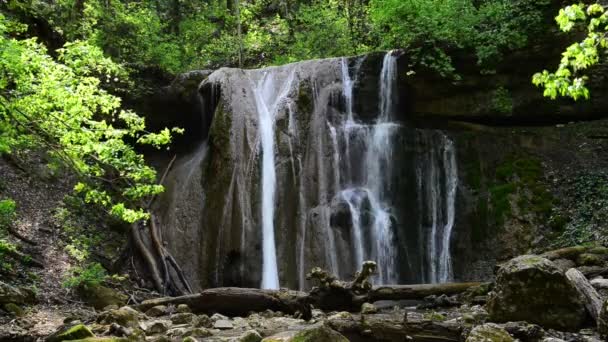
214;319;234;330
239;330;263;342
46;324;95;342
261;324;348;342
486;255;587;331
176;304;192;313
0;281;35;305
77;284;127;310
144;320;171;335
97;306;141;329
145;305;167;317
466;324;514;342
170;312;195;324
361;302;378;314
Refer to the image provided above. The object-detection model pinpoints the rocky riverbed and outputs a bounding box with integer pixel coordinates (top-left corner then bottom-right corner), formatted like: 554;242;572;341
3;248;608;342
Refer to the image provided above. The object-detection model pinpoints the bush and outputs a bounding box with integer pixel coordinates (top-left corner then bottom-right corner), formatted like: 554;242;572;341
0;199;16;233
63;263;108;288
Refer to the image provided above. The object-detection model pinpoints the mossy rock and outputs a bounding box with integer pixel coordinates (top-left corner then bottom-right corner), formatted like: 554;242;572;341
47;324;95;342
3;303;24;317
466;323;514;342
77;284;127;310
486;255;586;331
97;306;141;328
261;324;348;342
576;253;606;266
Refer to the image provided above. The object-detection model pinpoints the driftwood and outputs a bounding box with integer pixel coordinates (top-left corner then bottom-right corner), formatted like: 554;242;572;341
566;268;602;322
135;287;312;319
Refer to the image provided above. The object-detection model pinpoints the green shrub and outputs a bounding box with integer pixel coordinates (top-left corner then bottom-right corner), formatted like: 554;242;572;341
0;199;16;233
63;263;108;288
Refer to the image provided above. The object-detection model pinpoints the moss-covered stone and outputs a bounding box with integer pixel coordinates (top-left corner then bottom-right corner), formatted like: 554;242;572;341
576;253;605;266
3;302;24;316
77;284;127;310
466;323;514;342
486;255;586;331
97;306;140;328
47;324;95;342
261;324;348;342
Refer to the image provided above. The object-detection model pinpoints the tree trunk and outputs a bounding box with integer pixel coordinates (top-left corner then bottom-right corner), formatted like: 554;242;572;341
135;288;312;319
566;268;602;322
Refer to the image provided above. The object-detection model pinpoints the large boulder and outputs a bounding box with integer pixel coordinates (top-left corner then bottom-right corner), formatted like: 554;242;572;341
486;255;587;331
77;284;127;310
0;281;35;305
598;299;608;339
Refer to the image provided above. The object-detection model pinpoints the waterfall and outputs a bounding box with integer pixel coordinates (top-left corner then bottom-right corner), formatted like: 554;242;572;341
417;132;459;283
334;52;399;284
251;70;296;289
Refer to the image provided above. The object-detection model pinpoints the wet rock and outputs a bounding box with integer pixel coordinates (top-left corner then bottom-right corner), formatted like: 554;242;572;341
486;255;586;331
177;304;192;313
551;259;576;273
466;323;514;342
211;313;229;322
502;321;545;341
184;328;212;338
97;306;141;328
145;305;167;317
361;302;378;314
239;330;263;342
171;312;195;324
47;324;95;342
261;324;348;342
76;284;127;310
145;320;171;335
418;294;460;309
194;314;212;328
214;319;234;330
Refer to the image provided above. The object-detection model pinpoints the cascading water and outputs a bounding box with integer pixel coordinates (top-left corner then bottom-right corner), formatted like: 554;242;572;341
416;132;459;283
251;70;296;289
159;52;462;291
331;53;399;284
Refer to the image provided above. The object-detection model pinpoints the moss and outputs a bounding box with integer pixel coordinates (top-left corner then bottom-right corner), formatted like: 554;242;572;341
291;325;348;342
48;324;95;342
489;155;554;226
423;311;447;321
3;303;24;316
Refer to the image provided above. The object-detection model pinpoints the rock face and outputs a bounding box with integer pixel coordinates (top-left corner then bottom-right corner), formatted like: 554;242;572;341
152;48;608;289
486;255;587;331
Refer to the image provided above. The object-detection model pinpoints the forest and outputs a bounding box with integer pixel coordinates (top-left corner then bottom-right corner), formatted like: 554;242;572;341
1;0;608;341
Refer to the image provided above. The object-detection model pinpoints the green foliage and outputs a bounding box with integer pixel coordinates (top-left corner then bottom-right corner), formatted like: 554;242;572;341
491;87;513;114
369;0;550;75
0;13;181;223
551;172;608;247
533;3;608;100
0;199;16;232
63;263;108;288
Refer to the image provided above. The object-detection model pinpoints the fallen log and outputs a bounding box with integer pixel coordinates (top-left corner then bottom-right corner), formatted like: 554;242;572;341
566;268;602;322
327;312;463;342
135;287;312;319
134;262;483;319
370;282;485;302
